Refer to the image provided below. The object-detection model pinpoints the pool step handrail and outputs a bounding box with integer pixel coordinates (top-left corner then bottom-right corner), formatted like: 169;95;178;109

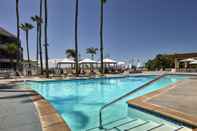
98;73;169;129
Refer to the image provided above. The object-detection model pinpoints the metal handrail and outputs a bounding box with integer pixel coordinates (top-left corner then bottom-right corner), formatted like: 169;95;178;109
98;74;168;129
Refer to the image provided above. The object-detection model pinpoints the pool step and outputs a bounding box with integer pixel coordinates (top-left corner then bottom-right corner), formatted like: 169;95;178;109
86;117;192;131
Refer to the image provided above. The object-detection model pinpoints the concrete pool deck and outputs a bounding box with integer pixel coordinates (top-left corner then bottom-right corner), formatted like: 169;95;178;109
0;83;42;131
128;77;197;130
0;82;70;131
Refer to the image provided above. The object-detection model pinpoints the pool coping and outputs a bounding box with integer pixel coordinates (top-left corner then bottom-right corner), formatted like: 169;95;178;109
24;74;157;83
31;91;71;131
15;86;71;131
127;80;197;130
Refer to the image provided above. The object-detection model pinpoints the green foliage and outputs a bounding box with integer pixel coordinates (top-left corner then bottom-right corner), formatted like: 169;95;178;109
145;54;174;70
86;47;98;59
6;43;18;55
31;15;43;24
101;0;107;4
65;48;76;59
20;23;34;31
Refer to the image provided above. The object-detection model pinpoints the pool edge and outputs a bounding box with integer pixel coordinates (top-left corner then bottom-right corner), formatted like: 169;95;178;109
17;87;71;131
127;80;197;130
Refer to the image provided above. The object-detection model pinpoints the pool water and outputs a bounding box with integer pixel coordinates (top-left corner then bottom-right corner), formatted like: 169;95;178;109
24;75;186;131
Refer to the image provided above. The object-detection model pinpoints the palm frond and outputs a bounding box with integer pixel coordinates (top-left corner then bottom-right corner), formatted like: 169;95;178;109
101;0;107;4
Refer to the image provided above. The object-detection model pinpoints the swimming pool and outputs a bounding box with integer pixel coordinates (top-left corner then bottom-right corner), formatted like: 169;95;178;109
23;75;186;131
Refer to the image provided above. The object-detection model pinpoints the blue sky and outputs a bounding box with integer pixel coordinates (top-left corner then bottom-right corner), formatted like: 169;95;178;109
1;0;197;63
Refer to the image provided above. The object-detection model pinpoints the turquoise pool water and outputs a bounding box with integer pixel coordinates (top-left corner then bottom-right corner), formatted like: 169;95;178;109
24;75;186;131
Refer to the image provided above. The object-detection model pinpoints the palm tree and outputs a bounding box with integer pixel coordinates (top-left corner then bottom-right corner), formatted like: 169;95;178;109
44;0;49;78
39;0;44;75
66;49;76;59
74;0;79;76
5;43;18;69
20;23;34;76
86;47;98;60
99;0;107;74
16;0;20;70
31;15;43;73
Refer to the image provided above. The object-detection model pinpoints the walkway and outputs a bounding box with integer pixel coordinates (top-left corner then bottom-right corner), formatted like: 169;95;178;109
128;77;197;130
0;83;42;131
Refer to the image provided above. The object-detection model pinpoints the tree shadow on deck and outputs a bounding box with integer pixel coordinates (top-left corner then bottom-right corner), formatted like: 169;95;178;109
0;84;43;103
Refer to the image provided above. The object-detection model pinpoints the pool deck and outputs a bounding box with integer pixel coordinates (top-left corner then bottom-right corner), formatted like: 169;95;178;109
128;77;197;130
0;83;42;131
0;82;70;131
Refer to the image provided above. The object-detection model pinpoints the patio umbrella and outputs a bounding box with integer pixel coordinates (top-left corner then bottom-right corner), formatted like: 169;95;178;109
117;61;125;65
190;60;197;64
79;58;97;64
98;58;117;64
180;58;196;62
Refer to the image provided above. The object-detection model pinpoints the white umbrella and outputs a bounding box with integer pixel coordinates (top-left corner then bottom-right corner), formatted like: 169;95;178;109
48;59;62;68
98;58;117;64
79;58;97;64
190;60;197;64
180;58;196;62
103;58;117;63
58;58;75;64
117;61;125;65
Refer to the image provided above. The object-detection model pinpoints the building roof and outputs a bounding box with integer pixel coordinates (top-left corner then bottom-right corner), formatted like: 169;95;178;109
0;27;17;45
168;53;197;59
0;27;16;38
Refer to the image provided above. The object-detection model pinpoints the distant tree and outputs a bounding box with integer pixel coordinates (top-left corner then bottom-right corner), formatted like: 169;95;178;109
86;47;98;60
20;23;34;75
66;49;76;59
5;43;18;69
145;54;174;71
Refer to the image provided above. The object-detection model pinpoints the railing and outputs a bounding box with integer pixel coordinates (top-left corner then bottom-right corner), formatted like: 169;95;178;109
98;74;168;129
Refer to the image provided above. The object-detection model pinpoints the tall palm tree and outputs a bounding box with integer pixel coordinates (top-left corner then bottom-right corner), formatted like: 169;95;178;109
99;0;107;74
86;47;98;60
39;0;44;75
74;0;79;76
31;15;43;73
16;0;20;70
44;0;49;78
66;49;76;59
20;23;34;76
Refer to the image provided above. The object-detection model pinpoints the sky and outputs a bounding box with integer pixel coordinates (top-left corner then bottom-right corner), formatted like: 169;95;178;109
1;0;197;64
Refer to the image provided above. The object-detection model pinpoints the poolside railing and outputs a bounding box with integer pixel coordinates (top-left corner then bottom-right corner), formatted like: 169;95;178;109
98;73;168;129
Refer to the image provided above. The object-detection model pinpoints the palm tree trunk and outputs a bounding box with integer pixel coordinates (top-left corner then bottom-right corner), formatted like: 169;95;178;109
39;0;44;75
44;0;49;78
16;0;20;71
36;23;39;73
26;31;31;76
100;1;104;74
75;0;79;76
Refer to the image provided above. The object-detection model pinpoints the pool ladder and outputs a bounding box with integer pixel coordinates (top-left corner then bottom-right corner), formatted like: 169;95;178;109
98;74;168;129
87;73;192;131
86;116;189;131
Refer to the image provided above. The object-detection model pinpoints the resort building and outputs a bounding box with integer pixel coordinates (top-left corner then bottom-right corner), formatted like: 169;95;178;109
0;27;23;70
169;53;197;72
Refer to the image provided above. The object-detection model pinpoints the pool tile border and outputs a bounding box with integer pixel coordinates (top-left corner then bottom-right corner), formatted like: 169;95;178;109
127;81;197;130
30;91;71;131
